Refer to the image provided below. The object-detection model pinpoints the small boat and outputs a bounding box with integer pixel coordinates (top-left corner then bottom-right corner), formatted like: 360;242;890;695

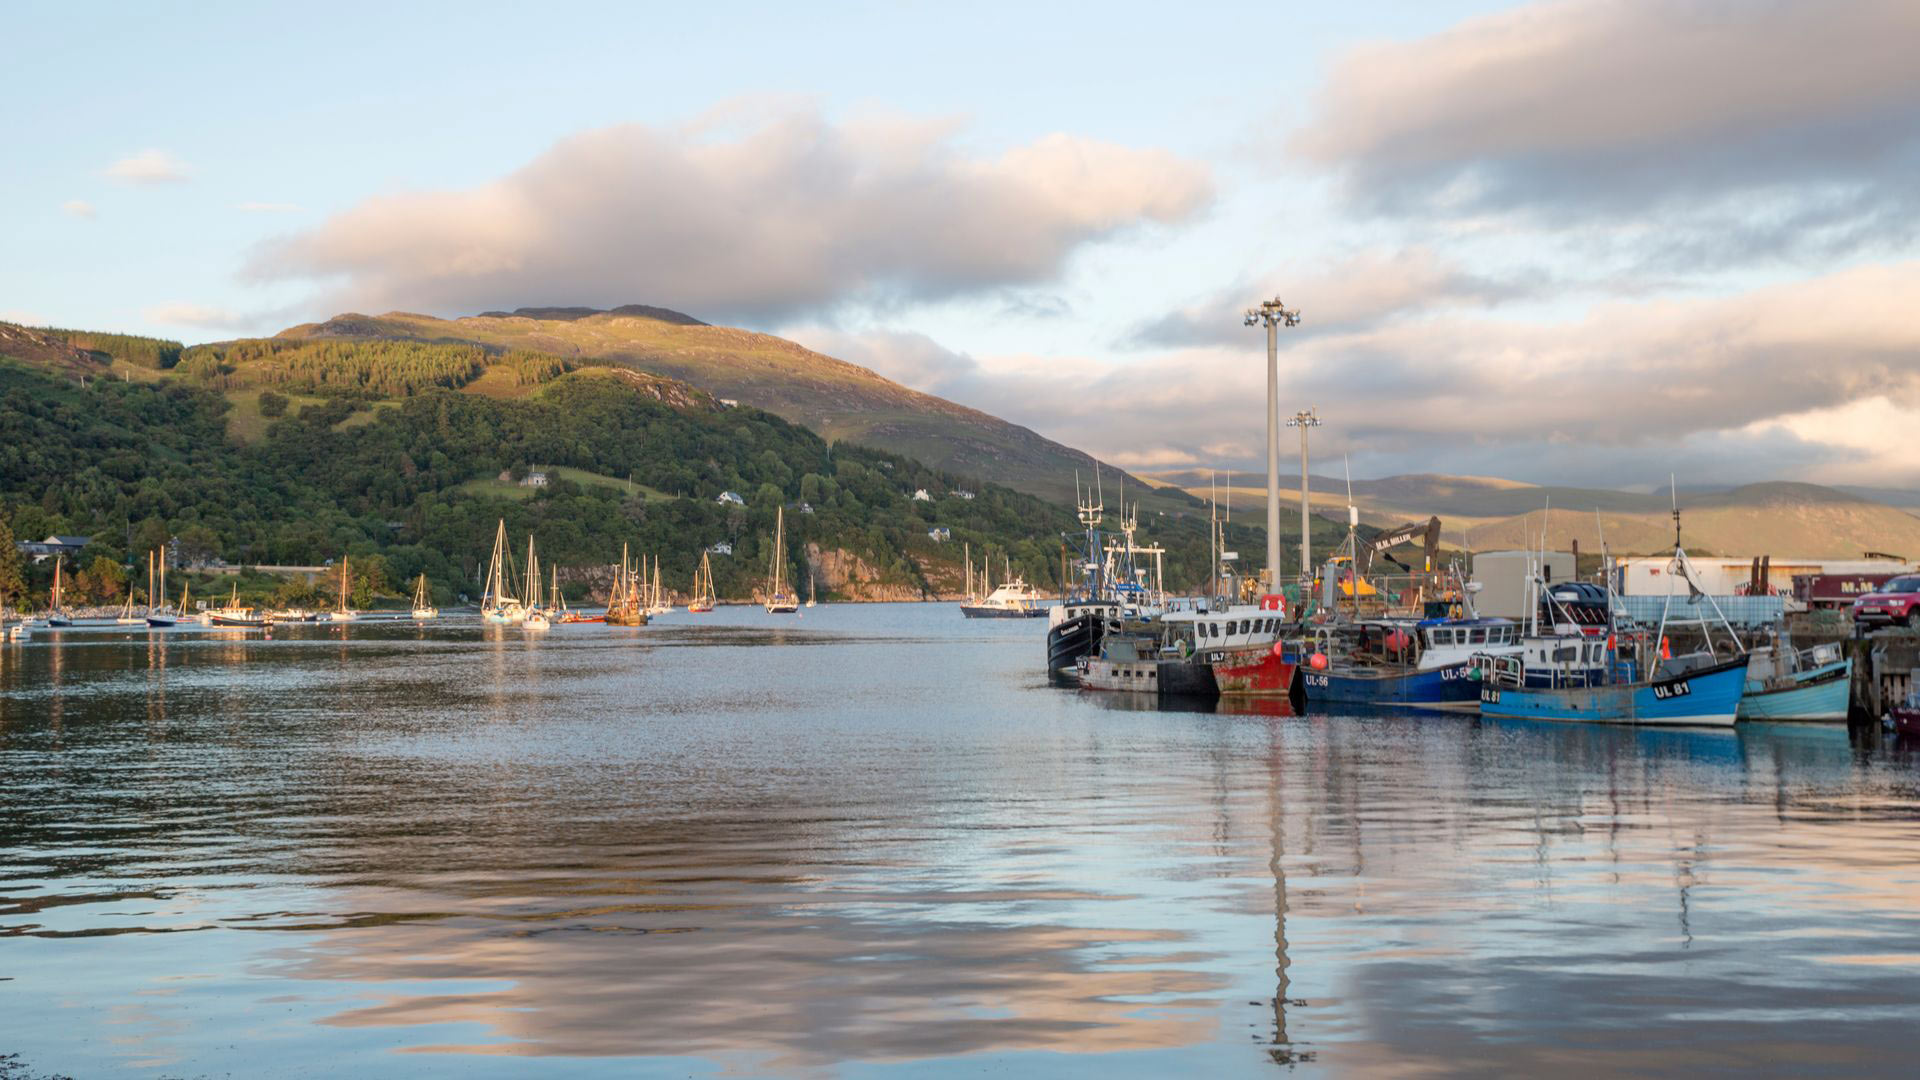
270;608;318;623
115;581;143;624
411;573;438;620
604;543;649;626
1298;618;1521;711
764;507;799;614
805;574;816;608
646;556;673;616
206;584;268;628
480;520;527;624
961;546;1048;617
4;620;29;643
1890;687;1920;738
145;551;178;627
1738;640;1851;721
45;555;73;627
687;551;717;613
523;538;550;630
330;556;360;622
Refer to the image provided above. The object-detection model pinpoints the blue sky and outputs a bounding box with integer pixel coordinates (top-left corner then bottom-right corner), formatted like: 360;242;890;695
6;0;1918;488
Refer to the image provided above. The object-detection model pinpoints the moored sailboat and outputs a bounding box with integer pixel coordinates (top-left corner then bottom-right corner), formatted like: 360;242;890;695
45;555;73;627
764;507;799;613
481;520;527;624
145;551;178;627
687;551;717;613
523;538;551;630
411;573;438;620
604;543;649;626
327;556;360;622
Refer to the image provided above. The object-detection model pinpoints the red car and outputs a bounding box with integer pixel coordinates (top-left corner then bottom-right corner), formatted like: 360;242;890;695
1851;574;1920;629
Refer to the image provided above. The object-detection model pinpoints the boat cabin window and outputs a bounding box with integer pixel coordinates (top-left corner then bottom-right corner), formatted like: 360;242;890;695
1469;628;1486;644
1554;645;1577;661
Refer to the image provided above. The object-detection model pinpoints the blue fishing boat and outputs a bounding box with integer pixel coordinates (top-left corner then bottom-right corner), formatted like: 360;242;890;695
1296;617;1521;712
1478;651;1747;726
1737;641;1851;721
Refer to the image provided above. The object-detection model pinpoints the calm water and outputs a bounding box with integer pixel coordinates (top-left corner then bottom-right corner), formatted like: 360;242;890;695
3;605;1919;1077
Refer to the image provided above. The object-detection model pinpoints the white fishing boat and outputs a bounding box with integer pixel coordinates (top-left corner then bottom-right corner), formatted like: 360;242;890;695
411;573;438;620
764;507;799;613
481;520;527;624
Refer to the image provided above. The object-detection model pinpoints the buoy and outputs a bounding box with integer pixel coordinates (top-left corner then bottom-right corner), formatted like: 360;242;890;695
1271;641;1285;657
1660;636;1671;660
1309;652;1329;670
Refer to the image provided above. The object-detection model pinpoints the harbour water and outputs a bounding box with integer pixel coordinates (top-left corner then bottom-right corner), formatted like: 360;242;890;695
4;604;1919;1077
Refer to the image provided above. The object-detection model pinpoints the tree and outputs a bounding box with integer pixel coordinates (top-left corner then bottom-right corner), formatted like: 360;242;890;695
0;517;25;606
258;391;289;418
175;525;220;566
77;555;127;605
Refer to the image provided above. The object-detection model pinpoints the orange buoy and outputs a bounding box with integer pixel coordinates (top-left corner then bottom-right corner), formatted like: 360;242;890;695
1660;636;1671;660
1309;652;1329;670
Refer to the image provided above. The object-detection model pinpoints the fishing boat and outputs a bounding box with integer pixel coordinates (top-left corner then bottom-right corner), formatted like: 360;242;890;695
481;520;527;624
328;557;360;622
145;551;178;627
1476;526;1747;727
206;584;268;628
1737;639;1851;721
411;574;438;620
604;543;649;626
1046;476;1168;681
1297;617;1520;711
764;507;799;613
687;551;717;613
44;556;73;627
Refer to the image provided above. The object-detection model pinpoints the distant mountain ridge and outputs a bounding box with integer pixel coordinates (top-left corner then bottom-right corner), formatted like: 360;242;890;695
272;305;1199;514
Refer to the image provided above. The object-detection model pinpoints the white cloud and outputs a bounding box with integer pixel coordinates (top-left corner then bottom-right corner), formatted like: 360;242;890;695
236;201;302;213
105;149;192;184
61;199;96;219
141;302;254;331
828;262;1920;487
1289;0;1920;263
245;108;1213;323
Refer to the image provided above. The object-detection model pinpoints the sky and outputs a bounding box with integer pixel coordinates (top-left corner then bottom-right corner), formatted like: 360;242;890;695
5;0;1919;490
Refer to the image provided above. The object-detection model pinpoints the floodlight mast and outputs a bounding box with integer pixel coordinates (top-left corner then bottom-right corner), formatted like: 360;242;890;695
1244;298;1301;592
1286;408;1320;582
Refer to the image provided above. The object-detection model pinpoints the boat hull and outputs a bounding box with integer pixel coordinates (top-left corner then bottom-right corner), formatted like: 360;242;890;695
1480;657;1747;726
145;616;177;627
207;615;266;628
1892;705;1920;738
961;604;1048;618
1738;661;1852;721
1078;655;1217;697
1046;611;1109;682
1300;662;1480;711
1210;645;1297;697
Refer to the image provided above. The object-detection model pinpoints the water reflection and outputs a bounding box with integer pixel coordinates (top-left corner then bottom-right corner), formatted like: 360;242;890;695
2;612;1919;1077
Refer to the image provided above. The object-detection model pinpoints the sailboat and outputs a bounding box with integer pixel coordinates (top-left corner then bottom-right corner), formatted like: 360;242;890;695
764;507;799;613
328;556;360;622
146;551;178;627
411;574;438;620
481;520;526;624
645;556;673;616
605;543;649;626
806;573;816;608
687;551;716;613
522;537;551;630
45;555;73;627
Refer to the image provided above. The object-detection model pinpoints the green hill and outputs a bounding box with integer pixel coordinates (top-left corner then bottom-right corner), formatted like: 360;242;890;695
270;306;1203;517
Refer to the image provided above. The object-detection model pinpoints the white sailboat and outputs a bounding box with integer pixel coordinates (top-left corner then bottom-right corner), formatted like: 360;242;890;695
645;555;673;616
688;551;716;613
411;573;438;620
45;555;73;627
481;520;526;624
523;536;550;630
806;573;816;608
764;507;799;613
146;551;178;627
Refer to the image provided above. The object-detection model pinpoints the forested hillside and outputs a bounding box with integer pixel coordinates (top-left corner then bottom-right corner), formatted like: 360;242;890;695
0;353;1248;608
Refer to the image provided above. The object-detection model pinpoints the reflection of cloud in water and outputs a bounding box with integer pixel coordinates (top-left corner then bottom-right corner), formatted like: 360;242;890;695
265;877;1224;1068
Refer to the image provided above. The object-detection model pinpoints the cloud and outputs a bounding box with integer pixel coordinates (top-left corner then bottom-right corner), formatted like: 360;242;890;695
61;199;96;219
1129;247;1537;349
838;262;1920;487
141;302;257;331
1289;0;1920;262
236;201;302;213
244;109;1213;323
105;148;191;184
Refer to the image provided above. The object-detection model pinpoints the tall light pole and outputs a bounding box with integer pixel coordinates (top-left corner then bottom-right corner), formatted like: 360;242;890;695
1245;298;1301;592
1286;409;1320;581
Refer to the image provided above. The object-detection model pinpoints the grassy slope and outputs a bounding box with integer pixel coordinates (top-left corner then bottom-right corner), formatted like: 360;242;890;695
273;308;1202;516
